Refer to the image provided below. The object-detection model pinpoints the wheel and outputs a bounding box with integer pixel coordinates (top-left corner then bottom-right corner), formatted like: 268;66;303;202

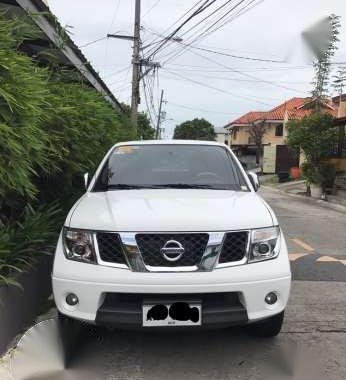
246;311;284;338
57;312;86;367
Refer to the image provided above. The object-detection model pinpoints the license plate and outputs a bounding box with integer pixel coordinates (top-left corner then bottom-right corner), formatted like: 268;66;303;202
143;301;202;327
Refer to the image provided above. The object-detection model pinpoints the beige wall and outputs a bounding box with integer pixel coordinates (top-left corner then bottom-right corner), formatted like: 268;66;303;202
216;132;230;147
231;125;251;145
337;100;346;117
231;123;286;146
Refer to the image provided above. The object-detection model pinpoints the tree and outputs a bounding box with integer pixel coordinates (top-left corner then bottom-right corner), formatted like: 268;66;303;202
287;113;338;193
121;103;155;140
333;66;346;98
173;118;216;141
303;14;341;111
247;119;267;165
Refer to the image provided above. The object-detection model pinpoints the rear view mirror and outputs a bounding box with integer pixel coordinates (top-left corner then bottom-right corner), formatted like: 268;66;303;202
84;173;90;190
248;171;260;192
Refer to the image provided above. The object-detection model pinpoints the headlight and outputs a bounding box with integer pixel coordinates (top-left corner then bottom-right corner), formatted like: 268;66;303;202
62;228;97;264
248;226;280;263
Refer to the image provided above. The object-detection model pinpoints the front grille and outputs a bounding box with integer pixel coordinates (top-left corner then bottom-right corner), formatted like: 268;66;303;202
136;233;209;267
218;231;248;263
97;232;127;264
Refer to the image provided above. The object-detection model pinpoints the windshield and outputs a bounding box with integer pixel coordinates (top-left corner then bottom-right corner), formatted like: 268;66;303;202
94;144;249;191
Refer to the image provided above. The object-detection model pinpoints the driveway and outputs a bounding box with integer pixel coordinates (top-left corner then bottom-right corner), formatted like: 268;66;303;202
1;186;345;380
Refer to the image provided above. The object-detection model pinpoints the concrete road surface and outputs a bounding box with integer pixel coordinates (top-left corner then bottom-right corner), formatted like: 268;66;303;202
1;186;345;380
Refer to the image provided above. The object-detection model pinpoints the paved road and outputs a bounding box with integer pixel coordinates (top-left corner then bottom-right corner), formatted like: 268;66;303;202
68;189;346;379
1;187;346;380
260;186;346;282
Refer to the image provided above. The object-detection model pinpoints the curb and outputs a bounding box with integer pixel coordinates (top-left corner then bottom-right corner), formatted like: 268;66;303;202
262;185;346;214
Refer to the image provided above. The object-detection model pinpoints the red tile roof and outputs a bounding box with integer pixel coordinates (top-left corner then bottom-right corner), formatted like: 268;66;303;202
225;111;267;126
226;97;338;127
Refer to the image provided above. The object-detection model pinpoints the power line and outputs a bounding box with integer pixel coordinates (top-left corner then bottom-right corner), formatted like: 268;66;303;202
160;0;264;65
167;101;242;115
142;0;207;53
178;42;283;63
146;0;218;59
176;47;309;94
165;63;311;72
142;0;162;19
108;0;121;33
143;25;284;63
146;0;238;60
161;68;274;106
142;76;157;127
79;36;107;48
102;65;132;79
180;0;246;41
163;69;310;84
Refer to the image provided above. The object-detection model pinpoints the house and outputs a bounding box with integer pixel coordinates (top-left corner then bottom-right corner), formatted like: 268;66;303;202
225;97;338;154
214;127;231;147
224;97;345;171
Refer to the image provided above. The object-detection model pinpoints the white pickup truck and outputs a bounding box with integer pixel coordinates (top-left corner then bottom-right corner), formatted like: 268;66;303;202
53;140;291;337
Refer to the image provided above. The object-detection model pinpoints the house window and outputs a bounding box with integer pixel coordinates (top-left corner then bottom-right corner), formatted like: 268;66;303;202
233;129;238;140
275;124;283;137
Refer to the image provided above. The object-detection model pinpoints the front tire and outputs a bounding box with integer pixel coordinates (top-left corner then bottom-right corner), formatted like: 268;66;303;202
247;311;284;338
57;312;86;367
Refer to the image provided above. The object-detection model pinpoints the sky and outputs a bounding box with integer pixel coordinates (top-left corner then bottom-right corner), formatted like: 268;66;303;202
47;0;346;138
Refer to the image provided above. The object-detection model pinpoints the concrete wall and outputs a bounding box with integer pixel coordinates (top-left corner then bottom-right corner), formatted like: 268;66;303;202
0;257;53;355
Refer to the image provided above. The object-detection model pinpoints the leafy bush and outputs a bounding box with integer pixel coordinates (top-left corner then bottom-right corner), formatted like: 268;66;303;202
0;15;50;200
0;203;60;287
287;113;338;189
0;13;134;288
287;113;338;165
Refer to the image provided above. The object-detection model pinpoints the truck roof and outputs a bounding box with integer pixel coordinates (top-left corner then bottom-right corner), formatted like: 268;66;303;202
113;140;226;148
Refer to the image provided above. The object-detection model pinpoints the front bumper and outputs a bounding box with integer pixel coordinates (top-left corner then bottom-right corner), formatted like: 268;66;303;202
52;233;291;326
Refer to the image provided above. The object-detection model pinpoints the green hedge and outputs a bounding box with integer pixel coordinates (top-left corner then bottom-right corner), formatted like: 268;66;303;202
0;14;135;286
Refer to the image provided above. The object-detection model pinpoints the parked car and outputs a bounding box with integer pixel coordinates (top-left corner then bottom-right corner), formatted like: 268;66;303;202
53;140;291;337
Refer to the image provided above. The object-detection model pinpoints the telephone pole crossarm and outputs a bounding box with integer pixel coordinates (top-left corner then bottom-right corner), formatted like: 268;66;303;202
107;34;136;41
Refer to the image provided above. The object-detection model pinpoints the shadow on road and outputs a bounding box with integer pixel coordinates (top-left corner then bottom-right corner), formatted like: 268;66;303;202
72;326;310;380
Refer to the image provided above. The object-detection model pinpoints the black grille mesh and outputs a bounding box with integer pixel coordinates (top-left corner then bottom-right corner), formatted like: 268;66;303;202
136;233;209;267
219;232;248;263
97;232;126;264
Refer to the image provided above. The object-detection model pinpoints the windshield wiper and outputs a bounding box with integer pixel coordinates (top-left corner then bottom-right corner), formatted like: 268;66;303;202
107;184;231;190
107;184;158;190
153;184;220;189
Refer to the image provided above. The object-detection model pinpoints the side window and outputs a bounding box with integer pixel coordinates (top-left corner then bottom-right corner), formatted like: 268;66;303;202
275;124;283;137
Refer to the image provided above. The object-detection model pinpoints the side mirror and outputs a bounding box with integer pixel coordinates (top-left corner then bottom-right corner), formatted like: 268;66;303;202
248;171;260;192
240;161;248;170
84;173;90;190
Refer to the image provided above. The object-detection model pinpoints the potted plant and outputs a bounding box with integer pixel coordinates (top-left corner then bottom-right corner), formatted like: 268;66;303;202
318;162;337;195
301;162;337;198
301;162;322;198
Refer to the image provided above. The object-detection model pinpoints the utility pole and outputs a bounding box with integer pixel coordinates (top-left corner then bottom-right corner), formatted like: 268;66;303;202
107;1;177;134
155;89;164;140
108;0;141;133
131;0;141;131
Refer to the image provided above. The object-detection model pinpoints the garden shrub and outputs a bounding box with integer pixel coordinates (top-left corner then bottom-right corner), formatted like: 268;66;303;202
0;13;134;287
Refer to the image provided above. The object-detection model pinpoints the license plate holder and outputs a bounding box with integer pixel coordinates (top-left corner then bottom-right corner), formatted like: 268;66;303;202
142;300;202;327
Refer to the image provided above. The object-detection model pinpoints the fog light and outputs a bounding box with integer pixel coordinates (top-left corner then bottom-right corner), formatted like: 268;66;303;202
66;293;79;306
265;292;277;305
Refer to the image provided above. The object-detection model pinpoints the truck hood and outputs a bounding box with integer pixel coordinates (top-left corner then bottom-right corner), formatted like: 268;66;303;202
67;190;275;232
